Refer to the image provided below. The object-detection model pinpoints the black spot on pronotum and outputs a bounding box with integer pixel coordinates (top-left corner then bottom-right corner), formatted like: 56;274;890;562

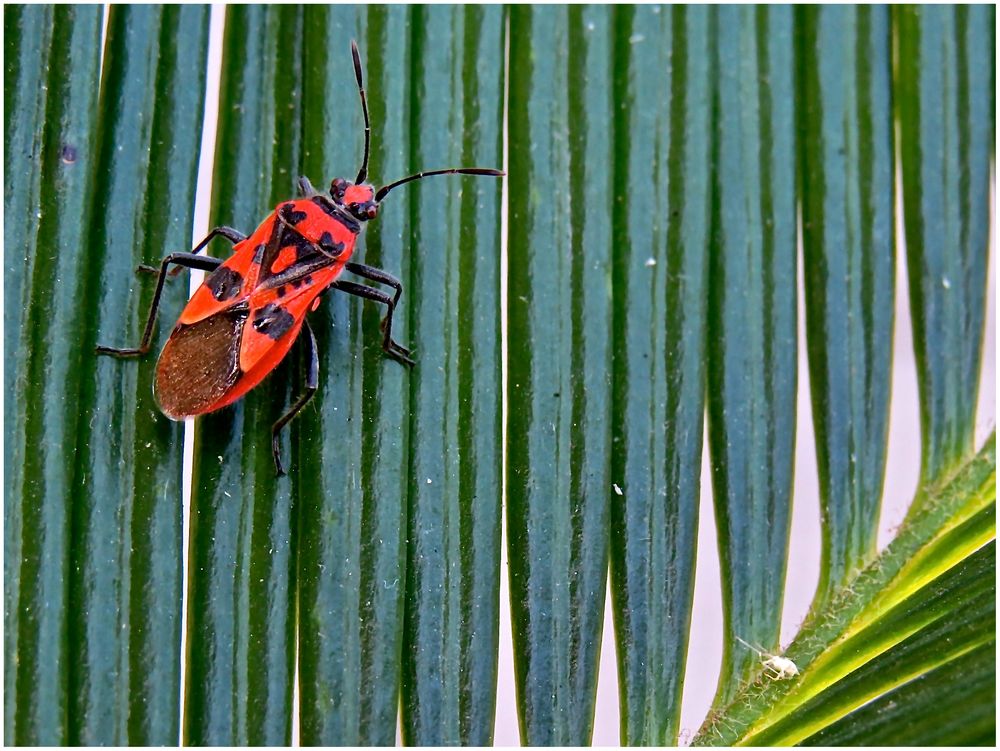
252;303;295;340
277;285;287;298
60;144;77;164
279;202;308;225
205;266;243;301
318;231;345;257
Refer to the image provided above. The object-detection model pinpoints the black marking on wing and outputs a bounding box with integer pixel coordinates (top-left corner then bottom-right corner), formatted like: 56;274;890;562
252;303;295;340
284;224;315;260
278;202;308;225
260;221;313;282
155;305;248;418
205;266;243;301
318;231;345;257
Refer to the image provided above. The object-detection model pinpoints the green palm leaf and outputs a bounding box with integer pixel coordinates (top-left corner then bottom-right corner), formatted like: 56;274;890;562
694;5;994;743
705;5;798;709
5;5;206;745
506;6;614;744
798;4;894;609
4;4;994;747
609;6;711;744
5;6;103;744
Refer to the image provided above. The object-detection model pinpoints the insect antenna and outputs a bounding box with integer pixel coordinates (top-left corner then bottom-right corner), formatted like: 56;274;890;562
734;635;765;656
352;40;371;185
375;167;504;203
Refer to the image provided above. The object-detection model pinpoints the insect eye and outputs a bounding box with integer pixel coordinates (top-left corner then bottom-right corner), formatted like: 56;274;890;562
330;178;347;201
366;204;378;220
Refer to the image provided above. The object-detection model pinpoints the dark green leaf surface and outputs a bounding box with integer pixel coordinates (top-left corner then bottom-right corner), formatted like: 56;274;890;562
5;6;993;746
896;5;995;485
295;6;411;745
4;6;101;745
800;541;995;746
608;6;711;745
185;6;301;744
694;436;995;745
797;6;895;606
747;519;995;745
706;5;798;708
809;641;996;746
400;6;505;745
70;6;208;744
507;6;614;745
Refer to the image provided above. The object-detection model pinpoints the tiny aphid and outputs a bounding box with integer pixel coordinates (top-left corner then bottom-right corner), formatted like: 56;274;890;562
735;635;799;680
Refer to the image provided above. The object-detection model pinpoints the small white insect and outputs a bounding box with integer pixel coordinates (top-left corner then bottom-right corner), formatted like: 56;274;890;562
735;636;799;680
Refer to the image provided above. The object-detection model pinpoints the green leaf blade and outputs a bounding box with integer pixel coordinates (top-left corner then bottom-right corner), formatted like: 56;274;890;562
896;5;995;484
185;6;302;744
693;437;995;746
706;5;798;707
400;6;505;746
797;5;895;605
804;635;995;745
68;6;208;745
507;6;614;744
754;535;995;746
608;5;712;744
4;5;102;745
296;6;411;744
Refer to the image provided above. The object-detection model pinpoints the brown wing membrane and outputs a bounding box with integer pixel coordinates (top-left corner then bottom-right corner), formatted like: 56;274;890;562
155;306;248;419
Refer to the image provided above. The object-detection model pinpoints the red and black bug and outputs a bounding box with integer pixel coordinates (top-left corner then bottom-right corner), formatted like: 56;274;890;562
97;41;503;474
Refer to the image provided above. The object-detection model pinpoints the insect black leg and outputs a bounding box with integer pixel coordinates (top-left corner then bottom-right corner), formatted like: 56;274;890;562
345;262;403;306
271;320;319;476
95;252;224;357
332;280;415;366
343;263;410;356
137;226;246;276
